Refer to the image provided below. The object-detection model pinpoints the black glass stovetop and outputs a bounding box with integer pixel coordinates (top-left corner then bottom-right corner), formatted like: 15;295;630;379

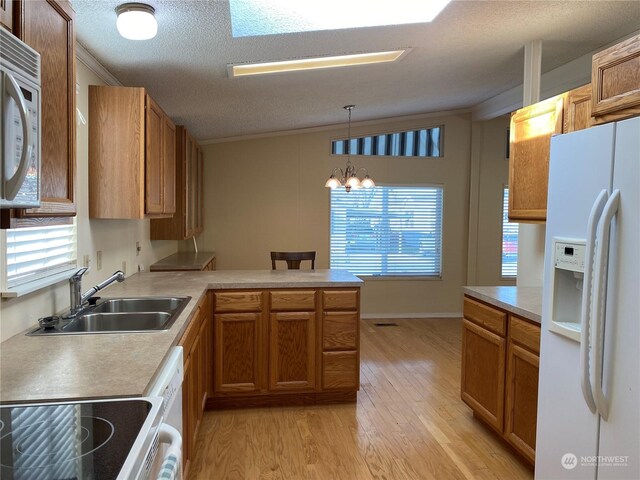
0;399;152;480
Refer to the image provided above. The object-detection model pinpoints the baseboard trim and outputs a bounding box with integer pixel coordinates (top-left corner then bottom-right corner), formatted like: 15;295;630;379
361;312;462;319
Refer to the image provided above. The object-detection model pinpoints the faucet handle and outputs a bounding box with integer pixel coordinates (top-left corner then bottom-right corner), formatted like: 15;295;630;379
70;267;89;281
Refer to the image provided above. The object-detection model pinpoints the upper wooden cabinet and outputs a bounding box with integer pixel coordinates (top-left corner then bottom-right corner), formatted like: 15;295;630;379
151;126;204;239
508;94;564;222
0;0;13;32
592;34;640;125
564;84;593;133
88;86;176;219
1;0;76;228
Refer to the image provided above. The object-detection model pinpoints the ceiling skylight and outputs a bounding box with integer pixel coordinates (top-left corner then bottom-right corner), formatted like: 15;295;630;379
229;0;452;38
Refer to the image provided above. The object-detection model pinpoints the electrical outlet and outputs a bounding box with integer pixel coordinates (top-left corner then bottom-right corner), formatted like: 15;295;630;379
136;241;141;256
96;251;103;271
83;254;91;268
121;261;127;275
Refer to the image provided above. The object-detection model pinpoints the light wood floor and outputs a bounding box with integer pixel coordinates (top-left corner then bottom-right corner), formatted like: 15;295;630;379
189;318;534;480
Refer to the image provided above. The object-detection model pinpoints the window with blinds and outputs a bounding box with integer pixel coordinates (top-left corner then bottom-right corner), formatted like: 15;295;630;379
330;186;443;276
331;126;443;158
502;187;519;278
5;223;77;289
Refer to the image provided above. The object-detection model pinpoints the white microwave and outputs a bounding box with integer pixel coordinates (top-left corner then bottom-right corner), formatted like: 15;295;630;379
0;28;41;209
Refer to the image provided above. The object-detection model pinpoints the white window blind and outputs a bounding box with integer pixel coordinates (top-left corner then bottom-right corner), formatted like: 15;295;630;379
6;223;77;288
502;187;518;278
330;186;443;276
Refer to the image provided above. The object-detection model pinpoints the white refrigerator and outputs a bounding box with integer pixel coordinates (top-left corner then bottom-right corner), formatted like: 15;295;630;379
536;116;639;479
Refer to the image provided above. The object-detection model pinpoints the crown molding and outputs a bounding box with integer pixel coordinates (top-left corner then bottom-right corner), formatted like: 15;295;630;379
75;42;122;86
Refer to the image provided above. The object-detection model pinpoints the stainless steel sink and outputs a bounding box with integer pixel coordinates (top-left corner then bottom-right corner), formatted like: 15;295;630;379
62;312;172;332
27;296;191;336
92;297;186;314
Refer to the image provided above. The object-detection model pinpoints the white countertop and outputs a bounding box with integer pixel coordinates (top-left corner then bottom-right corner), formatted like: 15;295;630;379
462;286;542;324
0;269;362;403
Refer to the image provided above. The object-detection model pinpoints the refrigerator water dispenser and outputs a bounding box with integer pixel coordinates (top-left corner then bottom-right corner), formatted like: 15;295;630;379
549;238;586;342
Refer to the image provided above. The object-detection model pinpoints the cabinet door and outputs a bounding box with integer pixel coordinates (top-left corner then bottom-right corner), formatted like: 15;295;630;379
197;317;208;415
461;319;506;432
163;116;176;215
19;0;76;219
214;313;261;393
204;297;214;397
145;95;164;215
0;0;13;32
592;34;640;124
563;84;593;133
505;342;539;464
184;133;195;238
508;95;564;222
269;312;316;391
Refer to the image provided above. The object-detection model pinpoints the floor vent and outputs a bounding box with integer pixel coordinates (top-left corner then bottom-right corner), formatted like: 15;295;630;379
374;322;399;327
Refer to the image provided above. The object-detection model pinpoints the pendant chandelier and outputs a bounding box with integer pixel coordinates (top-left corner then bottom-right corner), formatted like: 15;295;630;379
325;105;375;192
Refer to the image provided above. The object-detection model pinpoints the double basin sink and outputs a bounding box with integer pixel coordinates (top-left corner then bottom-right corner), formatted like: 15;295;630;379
28;297;191;335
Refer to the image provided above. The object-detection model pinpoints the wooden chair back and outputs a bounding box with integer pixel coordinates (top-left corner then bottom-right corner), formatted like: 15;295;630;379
271;251;316;270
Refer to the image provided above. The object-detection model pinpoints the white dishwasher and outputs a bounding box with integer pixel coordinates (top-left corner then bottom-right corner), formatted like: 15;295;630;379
147;346;184;480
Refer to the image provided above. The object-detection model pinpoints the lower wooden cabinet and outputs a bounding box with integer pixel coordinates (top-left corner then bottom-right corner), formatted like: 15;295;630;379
214;312;261;393
209;288;360;407
179;293;212;479
269;312;316;391
460;296;540;465
461;319;506;431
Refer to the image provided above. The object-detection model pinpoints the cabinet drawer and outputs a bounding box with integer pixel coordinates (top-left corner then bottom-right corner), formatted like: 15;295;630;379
463;297;506;336
509;315;540;354
323;312;358;350
323;290;358;311
322;351;358;390
214;291;263;312
270;290;316;311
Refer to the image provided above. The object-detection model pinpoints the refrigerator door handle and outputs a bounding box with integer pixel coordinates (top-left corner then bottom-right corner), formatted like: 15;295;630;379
591;189;620;422
580;189;608;414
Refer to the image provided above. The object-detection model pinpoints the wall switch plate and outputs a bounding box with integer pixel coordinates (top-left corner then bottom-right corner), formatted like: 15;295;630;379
96;251;102;271
83;254;91;268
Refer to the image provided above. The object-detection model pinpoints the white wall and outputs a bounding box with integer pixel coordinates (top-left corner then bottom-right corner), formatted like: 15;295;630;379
0;61;178;342
195;112;509;316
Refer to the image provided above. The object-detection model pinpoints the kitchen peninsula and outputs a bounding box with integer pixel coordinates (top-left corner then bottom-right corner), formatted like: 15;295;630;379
0;269;363;404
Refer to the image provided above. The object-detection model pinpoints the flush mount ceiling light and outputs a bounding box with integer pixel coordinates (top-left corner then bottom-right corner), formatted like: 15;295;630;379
115;3;157;40
229;49;409;78
325;105;375;193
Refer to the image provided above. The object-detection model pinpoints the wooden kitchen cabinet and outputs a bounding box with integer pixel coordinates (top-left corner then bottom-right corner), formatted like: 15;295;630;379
460;296;540;465
563;84;594;133
179;293;212;479
209;287;360;407
508;94;564;222
151;126;204;240
592;33;640;125
269;312;316;391
88;85;175;219
0;0;13;32
1;0;77;228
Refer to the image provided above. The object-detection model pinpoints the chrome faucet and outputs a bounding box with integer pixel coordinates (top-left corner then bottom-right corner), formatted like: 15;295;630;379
67;268;125;317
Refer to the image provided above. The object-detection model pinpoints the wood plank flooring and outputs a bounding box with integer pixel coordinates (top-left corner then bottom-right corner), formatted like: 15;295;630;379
188;318;534;480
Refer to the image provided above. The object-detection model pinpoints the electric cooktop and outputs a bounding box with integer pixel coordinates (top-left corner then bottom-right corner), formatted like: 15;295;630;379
0;399;153;480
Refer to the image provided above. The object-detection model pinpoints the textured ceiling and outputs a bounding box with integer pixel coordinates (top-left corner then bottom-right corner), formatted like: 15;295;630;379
73;0;640;141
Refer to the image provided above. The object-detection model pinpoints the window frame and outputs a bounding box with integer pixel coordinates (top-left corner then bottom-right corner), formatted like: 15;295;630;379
501;185;518;279
329;183;445;279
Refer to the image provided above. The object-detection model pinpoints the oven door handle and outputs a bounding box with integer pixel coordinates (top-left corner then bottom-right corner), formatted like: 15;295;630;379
156;423;182;480
3;71;33;201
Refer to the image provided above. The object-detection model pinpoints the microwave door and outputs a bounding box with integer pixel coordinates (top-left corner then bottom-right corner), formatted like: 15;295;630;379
2;71;32;202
